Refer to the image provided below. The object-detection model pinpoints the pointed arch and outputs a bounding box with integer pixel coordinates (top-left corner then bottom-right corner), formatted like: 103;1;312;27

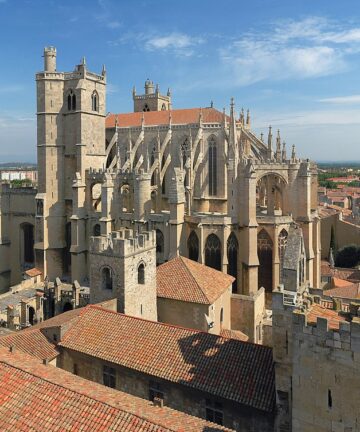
205;233;221;270
92;91;99;112
188;231;199;262
101;266;113;290
278;229;288;284
257;229;273;293
156;229;164;265
227;232;238;293
208;135;217;196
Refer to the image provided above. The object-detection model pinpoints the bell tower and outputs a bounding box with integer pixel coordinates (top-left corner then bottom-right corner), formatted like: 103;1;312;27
35;47;107;281
133;79;172;112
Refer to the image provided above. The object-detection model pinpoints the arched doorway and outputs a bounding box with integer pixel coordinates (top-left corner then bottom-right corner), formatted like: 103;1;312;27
28;306;35;325
227;232;238;293
205;234;221;271
257;229;273;293
188;231;199;262
63;302;73;313
20;223;34;265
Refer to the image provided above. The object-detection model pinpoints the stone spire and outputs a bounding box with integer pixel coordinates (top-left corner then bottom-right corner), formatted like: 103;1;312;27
276;129;281;161
246;109;250;128
239;108;245;125
229;98;237;155
223;107;227;128
102;64;106;76
260;132;264;142
267;126;273;159
291;144;296;162
282;141;287;161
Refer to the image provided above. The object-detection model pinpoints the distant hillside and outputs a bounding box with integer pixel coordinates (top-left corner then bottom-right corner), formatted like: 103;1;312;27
0;162;37;169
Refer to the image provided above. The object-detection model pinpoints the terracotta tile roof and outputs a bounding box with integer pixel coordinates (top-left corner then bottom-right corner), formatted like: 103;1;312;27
157;256;234;304
24;267;42;277
106;107;228;128
324;283;360;300
331;277;354;288
59;306;275;413
220;329;249;342
0;308;84;361
307;304;348;330
0;347;232;432
321;261;360;282
0;329;58;361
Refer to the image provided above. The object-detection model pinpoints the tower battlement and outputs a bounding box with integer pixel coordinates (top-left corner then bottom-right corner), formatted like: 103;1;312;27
292;309;360;353
90;229;156;257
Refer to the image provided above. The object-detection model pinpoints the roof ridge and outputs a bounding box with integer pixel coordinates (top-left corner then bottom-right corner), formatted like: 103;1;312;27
180;257;211;303
0;357;178;432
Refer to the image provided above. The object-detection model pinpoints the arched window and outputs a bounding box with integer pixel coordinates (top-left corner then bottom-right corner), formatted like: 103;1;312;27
92;91;98;112
161;179;166;195
156;229;164;265
181;138;189;170
102;267;113;290
227;232;238;293
208;136;217;196
205;234;221;271
220;307;224;324
161;103;166;110
188;231;199;262
138;263;145;284
72;93;76;111
21;223;34;265
257;229;273;293
93;224;101;236
151;172;156;186
67;93;72;110
143;104;150;112
28;306;35;326
278;229;288;284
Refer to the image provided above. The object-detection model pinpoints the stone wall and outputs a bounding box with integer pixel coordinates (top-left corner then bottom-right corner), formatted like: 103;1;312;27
59;348;274;432
291;312;360;432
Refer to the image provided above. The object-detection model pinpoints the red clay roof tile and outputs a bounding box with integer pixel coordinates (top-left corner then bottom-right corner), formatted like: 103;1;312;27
0;347;232;431
157;256;234;304
59;305;275;413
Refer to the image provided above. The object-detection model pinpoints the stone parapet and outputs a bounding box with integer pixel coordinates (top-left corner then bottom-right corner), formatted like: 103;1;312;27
90;229;155;257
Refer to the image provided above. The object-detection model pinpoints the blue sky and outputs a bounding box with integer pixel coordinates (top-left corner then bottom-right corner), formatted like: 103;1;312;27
1;0;360;162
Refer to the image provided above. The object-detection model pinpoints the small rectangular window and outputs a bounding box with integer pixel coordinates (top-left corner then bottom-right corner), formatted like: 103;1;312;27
328;389;332;408
103;365;116;388
149;380;164;402
205;399;223;425
73;363;78;375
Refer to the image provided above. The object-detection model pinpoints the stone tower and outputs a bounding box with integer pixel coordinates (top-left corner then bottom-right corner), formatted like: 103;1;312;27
133;79;171;112
35;47;106;280
89;229;157;321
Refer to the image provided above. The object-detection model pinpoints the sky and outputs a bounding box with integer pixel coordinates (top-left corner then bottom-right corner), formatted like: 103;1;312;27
1;0;360;162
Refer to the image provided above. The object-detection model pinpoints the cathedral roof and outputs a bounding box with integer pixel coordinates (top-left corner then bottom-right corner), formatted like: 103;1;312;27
0;346;232;431
157;256;234;304
58;305;275;413
106;107;228;128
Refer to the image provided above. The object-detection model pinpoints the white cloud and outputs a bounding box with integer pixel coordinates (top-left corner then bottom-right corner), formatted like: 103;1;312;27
220;17;360;85
318;95;360;104
145;33;202;50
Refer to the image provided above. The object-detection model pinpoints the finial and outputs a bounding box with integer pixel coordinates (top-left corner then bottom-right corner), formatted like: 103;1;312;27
239;108;244;125
246;109;250;126
199;107;203;125
102;64;106;75
132;86;136;96
210;100;213;108
260;132;264;142
167;87;171;97
230;97;235;108
115;116;118;127
282;141;287;161
82;56;86;66
291;144;296;161
156;83;159;93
